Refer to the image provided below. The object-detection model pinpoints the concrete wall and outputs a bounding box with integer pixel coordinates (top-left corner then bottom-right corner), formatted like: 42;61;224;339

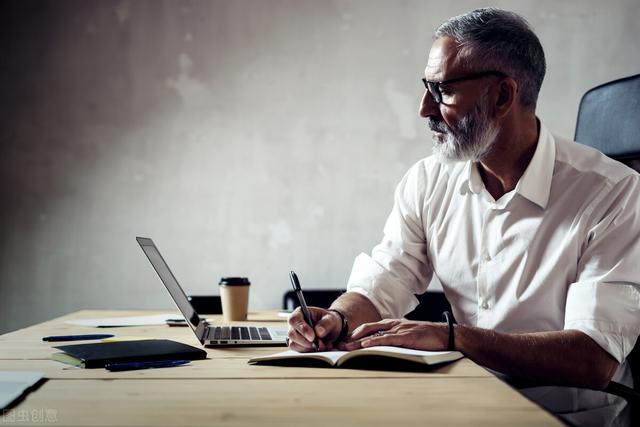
2;0;639;334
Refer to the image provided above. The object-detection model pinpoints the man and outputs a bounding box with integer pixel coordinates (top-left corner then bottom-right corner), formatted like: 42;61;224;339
287;7;640;390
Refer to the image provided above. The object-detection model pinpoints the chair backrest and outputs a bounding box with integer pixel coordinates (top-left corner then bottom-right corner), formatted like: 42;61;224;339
283;289;346;310
405;291;453;322
575;73;640;163
283;287;453;323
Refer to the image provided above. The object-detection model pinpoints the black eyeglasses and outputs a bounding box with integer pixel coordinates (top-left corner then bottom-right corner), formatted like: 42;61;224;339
421;70;508;104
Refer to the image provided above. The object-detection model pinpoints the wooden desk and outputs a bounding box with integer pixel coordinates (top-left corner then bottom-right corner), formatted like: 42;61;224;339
0;310;562;426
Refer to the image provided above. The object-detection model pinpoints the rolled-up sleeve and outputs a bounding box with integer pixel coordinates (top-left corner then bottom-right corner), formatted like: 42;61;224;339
347;162;433;319
564;175;640;363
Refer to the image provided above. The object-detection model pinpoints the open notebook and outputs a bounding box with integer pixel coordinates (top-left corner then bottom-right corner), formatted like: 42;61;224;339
248;346;463;368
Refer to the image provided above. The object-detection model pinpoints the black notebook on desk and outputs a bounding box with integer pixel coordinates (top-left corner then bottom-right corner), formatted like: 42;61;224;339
51;339;207;368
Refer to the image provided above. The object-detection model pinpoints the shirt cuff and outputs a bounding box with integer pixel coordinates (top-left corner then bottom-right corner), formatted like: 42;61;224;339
564;281;640;363
564;320;635;364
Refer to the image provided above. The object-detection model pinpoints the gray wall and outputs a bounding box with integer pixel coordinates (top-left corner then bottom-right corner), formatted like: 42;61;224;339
1;0;639;334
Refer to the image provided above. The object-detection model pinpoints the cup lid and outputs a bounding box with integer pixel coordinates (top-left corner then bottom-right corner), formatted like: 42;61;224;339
219;277;250;286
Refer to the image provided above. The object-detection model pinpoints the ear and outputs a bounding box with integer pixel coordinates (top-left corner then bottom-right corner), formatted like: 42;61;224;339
494;77;518;119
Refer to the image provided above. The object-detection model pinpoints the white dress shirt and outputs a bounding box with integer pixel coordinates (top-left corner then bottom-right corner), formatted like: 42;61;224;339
347;122;640;366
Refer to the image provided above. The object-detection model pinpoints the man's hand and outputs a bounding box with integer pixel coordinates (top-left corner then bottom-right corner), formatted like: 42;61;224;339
340;318;448;351
287;307;343;352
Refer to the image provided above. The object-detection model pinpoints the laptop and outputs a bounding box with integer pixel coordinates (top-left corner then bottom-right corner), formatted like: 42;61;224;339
136;237;288;347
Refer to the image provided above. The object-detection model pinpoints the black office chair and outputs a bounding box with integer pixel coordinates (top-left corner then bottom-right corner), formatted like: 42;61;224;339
283;287;453;322
283;289;346;310
575;73;640;412
187;295;222;314
406;291;453;322
575;73;640;167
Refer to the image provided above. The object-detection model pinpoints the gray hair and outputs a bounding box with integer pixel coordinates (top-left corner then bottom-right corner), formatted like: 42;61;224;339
434;8;546;109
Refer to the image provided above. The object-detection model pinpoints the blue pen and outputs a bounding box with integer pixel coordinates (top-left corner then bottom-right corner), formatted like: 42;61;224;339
42;334;114;342
105;359;191;372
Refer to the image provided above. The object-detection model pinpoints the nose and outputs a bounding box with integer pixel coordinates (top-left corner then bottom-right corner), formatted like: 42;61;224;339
419;90;440;118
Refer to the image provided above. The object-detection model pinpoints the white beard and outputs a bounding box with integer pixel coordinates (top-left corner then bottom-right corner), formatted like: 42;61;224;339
429;96;499;164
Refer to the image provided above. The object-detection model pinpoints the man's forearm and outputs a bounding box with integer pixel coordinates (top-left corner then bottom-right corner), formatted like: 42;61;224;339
330;296;619;390
329;292;382;334
455;326;619;389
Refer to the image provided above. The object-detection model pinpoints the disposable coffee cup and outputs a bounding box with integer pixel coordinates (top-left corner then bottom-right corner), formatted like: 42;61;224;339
219;277;250;322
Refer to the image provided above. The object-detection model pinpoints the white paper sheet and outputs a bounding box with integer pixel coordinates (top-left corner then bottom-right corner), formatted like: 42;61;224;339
0;371;44;409
64;313;180;327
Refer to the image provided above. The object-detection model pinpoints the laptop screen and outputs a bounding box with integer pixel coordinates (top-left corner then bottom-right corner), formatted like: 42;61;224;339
136;237;201;331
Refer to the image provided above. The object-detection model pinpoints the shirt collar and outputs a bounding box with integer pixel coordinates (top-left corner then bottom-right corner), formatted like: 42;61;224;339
512;121;555;209
459;161;484;195
458;120;556;209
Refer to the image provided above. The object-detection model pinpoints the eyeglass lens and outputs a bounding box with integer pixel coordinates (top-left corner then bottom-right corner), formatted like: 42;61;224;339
421;78;442;104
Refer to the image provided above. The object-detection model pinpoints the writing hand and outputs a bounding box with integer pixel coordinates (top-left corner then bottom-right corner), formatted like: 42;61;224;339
287;307;343;352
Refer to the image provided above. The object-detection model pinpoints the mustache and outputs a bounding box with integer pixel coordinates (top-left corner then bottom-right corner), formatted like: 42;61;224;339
427;117;450;133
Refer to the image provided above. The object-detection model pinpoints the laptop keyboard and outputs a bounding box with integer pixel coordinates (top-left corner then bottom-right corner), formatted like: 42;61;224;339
207;326;272;342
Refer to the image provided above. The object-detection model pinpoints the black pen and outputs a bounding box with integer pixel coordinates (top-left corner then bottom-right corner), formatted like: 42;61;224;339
289;271;319;351
42;334;114;342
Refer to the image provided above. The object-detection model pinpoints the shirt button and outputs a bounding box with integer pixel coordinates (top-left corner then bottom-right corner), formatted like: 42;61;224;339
480;300;489;310
483;253;491;262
